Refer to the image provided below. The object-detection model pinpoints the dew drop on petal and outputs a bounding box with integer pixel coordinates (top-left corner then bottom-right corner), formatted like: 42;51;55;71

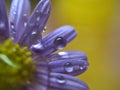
35;10;39;13
23;13;27;17
80;66;84;70
58;52;69;58
24;22;27;27
54;37;66;49
32;31;37;35
13;11;16;15
30;43;43;54
10;22;16;38
64;62;74;73
11;24;15;29
30;31;41;45
35;10;41;16
79;61;85;70
43;26;47;32
36;17;40;21
58;52;67;55
56;76;66;84
0;22;5;29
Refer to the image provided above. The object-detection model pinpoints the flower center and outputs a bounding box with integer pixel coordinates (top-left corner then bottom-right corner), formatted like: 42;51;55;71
0;39;35;89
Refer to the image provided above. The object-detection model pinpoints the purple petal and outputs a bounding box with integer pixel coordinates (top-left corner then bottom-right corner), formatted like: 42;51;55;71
0;0;9;41
27;62;49;90
30;62;88;90
48;73;89;90
48;51;89;76
9;0;31;40
31;26;77;58
18;0;51;46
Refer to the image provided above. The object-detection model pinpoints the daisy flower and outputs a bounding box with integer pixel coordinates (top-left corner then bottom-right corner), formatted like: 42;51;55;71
0;0;89;90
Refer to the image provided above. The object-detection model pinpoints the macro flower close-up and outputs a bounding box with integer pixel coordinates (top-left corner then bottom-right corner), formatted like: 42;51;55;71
0;0;89;90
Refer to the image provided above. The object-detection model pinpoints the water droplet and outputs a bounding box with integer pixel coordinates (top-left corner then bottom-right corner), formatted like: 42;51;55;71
10;22;16;38
43;26;47;32
80;66;84;70
56;76;66;84
31;31;38;42
30;43;43;54
13;11;16;15
54;37;66;49
29;31;41;45
35;10;40;16
10;23;15;31
58;52;67;56
36;17;40;21
24;22;27;27
79;61;85;70
0;22;5;29
58;52;69;58
32;31;37;35
64;62;74;73
23;13;27;17
36;10;39;13
11;24;15;29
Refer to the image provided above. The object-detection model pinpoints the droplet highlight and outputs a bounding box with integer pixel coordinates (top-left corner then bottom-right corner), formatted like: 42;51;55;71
24;22;27;27
64;62;74;73
43;26;47;32
54;37;66;49
35;10;41;17
0;22;5;29
13;11;16;15
56;76;66;84
79;61;85;70
10;22;16;38
36;17;40;21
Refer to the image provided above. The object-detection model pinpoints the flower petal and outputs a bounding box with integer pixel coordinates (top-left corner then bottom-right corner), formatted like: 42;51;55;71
0;0;9;41
48;73;89;90
27;62;49;90
48;51;89;76
30;62;88;90
9;0;31;40
31;26;77;58
18;0;51;46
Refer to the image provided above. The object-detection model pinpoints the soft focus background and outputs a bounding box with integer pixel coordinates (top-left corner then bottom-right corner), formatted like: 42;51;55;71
6;0;120;90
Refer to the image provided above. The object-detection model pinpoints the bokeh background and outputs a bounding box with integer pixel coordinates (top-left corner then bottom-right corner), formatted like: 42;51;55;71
6;0;120;90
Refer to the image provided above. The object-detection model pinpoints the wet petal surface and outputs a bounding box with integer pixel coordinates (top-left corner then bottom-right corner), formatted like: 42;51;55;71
31;26;77;58
48;51;89;76
18;0;51;46
0;0;9;41
9;0;31;40
48;73;89;90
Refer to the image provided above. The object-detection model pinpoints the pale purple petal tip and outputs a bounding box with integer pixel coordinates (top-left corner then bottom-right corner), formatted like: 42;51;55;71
48;51;89;76
18;0;51;46
0;0;9;41
9;0;31;41
31;26;77;58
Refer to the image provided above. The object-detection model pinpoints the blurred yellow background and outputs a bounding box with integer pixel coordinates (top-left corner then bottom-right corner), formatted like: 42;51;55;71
48;0;120;90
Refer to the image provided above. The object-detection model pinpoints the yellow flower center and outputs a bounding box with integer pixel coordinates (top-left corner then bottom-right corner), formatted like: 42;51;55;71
0;39;35;89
